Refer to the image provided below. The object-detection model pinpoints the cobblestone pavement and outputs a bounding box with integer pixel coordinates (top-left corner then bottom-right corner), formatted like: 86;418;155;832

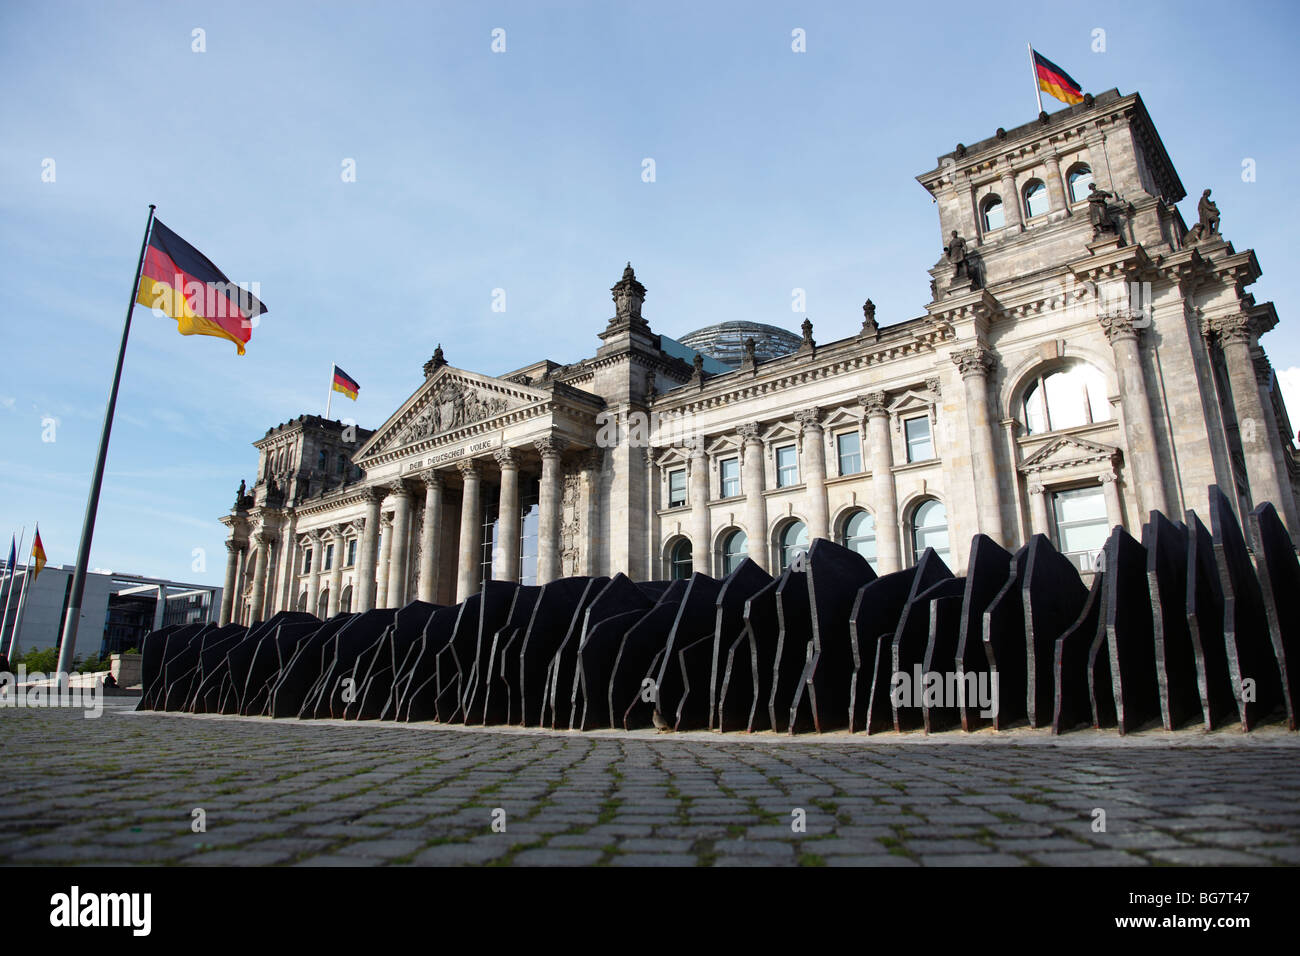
1;702;1298;866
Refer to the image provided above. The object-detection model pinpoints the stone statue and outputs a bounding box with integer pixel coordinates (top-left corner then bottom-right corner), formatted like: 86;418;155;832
861;299;879;337
800;317;814;347
692;352;704;375
742;336;756;364
237;479;246;499
1087;183;1117;236
1197;188;1219;236
945;231;969;278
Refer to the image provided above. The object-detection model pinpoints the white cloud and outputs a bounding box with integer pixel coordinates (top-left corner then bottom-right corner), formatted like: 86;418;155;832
1278;367;1300;447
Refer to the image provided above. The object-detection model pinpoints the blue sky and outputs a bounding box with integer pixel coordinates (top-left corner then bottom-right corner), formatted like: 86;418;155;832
2;0;1299;585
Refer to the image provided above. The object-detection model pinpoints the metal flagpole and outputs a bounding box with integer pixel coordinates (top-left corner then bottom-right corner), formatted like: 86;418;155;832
326;365;334;420
8;537;36;660
56;204;156;675
2;526;25;655
1028;43;1044;115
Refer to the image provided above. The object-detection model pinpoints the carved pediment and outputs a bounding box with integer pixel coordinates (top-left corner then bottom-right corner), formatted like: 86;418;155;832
357;367;549;461
1019;435;1119;474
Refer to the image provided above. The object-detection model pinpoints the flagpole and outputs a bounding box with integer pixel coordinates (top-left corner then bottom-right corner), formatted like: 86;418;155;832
326;365;334;421
1028;42;1044;115
8;546;35;661
56;204;156;676
2;526;25;655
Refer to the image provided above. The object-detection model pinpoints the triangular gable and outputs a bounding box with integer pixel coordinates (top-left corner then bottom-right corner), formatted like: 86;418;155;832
822;405;864;430
1019;434;1119;473
355;366;549;462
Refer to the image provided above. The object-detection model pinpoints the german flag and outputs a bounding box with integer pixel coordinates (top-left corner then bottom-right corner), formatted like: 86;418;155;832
31;527;46;580
135;219;267;355
1033;50;1084;106
332;365;359;401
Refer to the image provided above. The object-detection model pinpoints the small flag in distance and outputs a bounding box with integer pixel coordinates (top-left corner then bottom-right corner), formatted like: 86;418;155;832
31;528;46;580
332;365;360;401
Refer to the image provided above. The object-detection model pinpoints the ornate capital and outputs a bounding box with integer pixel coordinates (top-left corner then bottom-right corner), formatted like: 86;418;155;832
493;446;518;469
457;459;482;479
387;479;412;499
925;376;942;396
737;422;762;444
1205;312;1253;347
330;523;349;540
224;538;244;554
379;511;394;529
1099;472;1117;485
794;407;823;431
1253;354;1274;388
859;391;888;418
303;528;322;544
419;469;445;489
951;346;994;379
1098;310;1143;344
534;436;568;460
362;485;386;505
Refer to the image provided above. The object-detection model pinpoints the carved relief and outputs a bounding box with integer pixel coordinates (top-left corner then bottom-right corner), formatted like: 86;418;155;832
560;471;582;576
399;379;512;445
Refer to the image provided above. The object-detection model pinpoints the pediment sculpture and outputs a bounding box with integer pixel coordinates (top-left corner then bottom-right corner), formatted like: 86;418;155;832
399;380;512;444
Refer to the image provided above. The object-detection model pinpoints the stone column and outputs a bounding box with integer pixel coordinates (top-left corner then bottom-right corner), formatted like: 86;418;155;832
1100;311;1169;519
219;540;242;626
304;531;323;618
327;524;346;617
456;459;483;600
999;164;1024;232
1209;313;1295;533
1044;152;1069;217
417;470;444;603
688;441;710;569
796;408;830;540
248;531;272;625
1100;472;1124;530
375;512;394;609
356;487;384;611
863;393;901;573
494;448;521;583
274;510;297;614
739;423;768;570
952;346;1008;545
386;482;413;608
535;437;566;585
1028;482;1050;537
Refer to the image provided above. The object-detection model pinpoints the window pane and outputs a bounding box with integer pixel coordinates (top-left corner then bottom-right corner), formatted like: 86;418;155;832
836;432;862;475
983;196;1004;231
1068;166;1093;203
1023;379;1048;435
1053;486;1110;561
1024;181;1049;218
668;468;686;507
912;500;949;564
347;539;357;566
841;510;877;570
670;540;693;580
776;445;799;487
722;530;748;574
720;457;740;497
905;416;933;462
779;521;809;571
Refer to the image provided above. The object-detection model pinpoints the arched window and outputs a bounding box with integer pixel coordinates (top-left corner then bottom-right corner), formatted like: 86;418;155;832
839;510;877;570
777;520;809;572
1022;361;1112;435
669;539;693;580
1023;180;1049;219
1067;164;1093;204
720;530;748;575
981;195;1004;232
911;499;950;566
336;453;346;476
317;449;327;471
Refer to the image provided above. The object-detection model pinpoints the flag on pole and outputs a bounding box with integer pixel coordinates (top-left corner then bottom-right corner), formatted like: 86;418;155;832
332;365;360;401
1032;49;1084;106
30;527;46;580
135;219;267;355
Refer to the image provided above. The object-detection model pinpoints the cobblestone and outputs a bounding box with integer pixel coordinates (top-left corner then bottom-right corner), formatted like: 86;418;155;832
0;703;1296;867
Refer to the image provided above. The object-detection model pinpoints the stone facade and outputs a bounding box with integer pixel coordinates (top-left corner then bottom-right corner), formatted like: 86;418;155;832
219;88;1300;627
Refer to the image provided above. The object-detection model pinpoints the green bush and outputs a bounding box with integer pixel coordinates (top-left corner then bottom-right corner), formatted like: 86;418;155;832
76;654;112;674
19;647;59;673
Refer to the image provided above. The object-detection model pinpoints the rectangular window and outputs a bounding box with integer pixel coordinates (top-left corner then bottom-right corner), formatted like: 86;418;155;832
347;539;357;567
776;444;799;487
668;468;687;508
836;431;862;475
302;549;312;575
905;416;934;462
324;543;334;571
1053;485;1110;572
719;457;740;498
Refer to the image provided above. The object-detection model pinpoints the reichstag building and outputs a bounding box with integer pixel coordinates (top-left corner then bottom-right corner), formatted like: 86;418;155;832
218;88;1299;626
